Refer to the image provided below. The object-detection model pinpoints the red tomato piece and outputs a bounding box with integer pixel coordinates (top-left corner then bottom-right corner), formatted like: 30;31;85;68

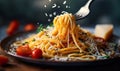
24;23;36;31
94;37;107;48
7;27;14;36
16;44;32;57
32;48;42;59
0;55;9;66
6;20;20;36
94;37;105;42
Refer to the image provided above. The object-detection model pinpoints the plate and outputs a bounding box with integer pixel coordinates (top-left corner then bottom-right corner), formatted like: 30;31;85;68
0;28;120;66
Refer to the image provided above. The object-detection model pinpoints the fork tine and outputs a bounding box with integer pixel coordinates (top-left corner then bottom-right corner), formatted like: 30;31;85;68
74;0;93;21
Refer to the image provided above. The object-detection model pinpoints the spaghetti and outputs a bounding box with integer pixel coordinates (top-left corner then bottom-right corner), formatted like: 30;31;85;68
12;13;118;61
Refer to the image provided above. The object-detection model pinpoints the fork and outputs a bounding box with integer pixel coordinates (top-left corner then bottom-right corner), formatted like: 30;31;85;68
74;0;93;21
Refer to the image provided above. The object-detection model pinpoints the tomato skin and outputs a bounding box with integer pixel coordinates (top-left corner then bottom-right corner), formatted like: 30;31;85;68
94;37;105;42
32;48;42;59
16;44;32;57
6;20;20;36
94;37;107;48
24;23;36;31
0;55;9;65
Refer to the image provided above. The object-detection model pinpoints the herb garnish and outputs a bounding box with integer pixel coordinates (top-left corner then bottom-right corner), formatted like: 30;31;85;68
103;55;109;59
37;23;53;33
49;23;53;27
32;39;36;42
37;24;44;33
22;42;28;45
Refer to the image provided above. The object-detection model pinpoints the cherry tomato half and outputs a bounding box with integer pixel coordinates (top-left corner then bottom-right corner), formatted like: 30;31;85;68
16;44;32;57
32;48;42;59
0;55;9;66
6;20;20;36
94;37;105;42
94;37;107;48
24;23;36;31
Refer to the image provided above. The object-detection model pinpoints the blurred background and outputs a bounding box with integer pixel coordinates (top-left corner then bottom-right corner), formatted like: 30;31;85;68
0;0;120;40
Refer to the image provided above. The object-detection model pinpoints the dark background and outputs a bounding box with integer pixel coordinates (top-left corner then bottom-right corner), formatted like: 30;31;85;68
0;0;120;40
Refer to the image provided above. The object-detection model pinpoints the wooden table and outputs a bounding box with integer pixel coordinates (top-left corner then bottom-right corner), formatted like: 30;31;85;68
0;48;120;71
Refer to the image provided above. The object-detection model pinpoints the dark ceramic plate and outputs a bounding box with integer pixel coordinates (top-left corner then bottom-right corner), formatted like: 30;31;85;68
0;28;120;66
